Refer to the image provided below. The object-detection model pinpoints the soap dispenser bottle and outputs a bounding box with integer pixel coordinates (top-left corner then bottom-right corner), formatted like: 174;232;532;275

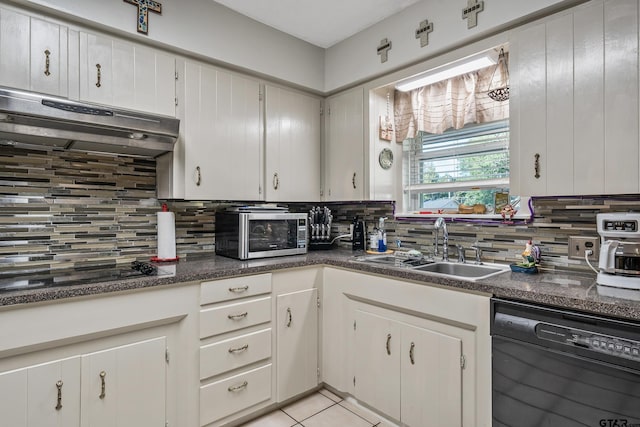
377;217;387;252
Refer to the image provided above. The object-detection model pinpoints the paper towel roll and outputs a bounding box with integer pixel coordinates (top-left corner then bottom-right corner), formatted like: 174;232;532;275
157;211;176;260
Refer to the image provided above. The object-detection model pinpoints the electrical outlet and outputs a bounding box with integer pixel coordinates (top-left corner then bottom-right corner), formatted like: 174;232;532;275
568;236;599;260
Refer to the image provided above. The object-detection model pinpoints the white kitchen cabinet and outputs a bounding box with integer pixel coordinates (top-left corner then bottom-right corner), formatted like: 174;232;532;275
510;0;640;196
324;87;365;201
0;8;69;97
353;310;401;420
276;288;318;402
0;285;200;427
353;308;463;427
265;85;321;201
157;58;262;200
322;267;491;427
80;337;167;427
198;274;274;426
0;357;81;427
78;31;175;116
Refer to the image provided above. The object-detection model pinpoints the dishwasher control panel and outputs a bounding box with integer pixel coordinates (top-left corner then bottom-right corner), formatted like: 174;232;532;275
535;322;640;362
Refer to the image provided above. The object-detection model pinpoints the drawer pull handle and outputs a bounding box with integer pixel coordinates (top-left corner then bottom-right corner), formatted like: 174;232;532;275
286;307;292;327
55;380;63;410
352;172;357;189
386;333;392;355
228;381;248;392
409;342;415;365
228;344;249;353
95;64;102;88
534;153;541;179
273;172;280;190
228;285;249;293
44;49;51;76
99;371;106;399
228;312;248;320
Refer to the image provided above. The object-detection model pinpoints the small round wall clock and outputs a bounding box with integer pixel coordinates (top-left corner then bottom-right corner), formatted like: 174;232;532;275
378;148;393;169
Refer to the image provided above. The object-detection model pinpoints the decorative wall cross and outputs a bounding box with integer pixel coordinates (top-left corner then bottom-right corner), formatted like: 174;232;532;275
377;38;392;63
462;0;484;29
124;0;162;35
415;19;433;48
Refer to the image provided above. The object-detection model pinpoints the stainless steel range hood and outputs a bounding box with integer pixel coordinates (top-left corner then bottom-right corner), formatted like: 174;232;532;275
0;86;180;158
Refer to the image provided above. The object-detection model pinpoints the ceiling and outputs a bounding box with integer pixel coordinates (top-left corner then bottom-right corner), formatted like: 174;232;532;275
212;0;423;48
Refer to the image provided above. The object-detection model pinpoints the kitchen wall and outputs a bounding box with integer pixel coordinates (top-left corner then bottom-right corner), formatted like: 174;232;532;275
2;146;638;275
6;0;585;93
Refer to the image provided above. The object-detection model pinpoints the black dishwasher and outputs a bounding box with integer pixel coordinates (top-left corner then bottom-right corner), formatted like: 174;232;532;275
491;298;640;427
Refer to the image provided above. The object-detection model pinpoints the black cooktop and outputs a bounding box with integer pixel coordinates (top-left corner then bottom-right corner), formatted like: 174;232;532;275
0;261;172;293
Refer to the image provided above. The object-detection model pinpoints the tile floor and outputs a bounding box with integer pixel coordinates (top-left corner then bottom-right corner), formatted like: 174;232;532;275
239;389;396;427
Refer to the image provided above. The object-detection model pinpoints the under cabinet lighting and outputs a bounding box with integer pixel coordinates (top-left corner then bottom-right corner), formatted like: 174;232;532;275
395;54;496;92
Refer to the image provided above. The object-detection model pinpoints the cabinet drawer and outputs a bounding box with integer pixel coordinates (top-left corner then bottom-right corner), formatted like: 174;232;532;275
200;296;271;338
200;363;272;425
201;274;272;304
200;328;271;379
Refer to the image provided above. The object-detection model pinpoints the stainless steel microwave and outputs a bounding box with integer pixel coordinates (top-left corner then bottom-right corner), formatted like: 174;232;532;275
215;209;308;260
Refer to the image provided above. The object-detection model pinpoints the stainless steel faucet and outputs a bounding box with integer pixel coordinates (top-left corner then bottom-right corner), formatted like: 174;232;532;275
433;217;449;261
470;245;483;264
455;244;465;263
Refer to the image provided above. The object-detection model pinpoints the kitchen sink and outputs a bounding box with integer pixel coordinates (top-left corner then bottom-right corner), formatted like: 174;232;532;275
412;261;510;281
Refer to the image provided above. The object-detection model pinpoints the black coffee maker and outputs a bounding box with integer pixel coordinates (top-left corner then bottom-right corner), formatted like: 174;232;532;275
352;216;366;250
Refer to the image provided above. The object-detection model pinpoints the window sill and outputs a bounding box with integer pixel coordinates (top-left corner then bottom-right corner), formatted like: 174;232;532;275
395;212;532;224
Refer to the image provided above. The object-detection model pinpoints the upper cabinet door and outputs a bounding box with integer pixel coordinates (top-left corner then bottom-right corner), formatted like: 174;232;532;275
265;85;321;202
79;31;175;116
179;60;262;200
0;8;68;97
510;0;640;196
324;87;365;201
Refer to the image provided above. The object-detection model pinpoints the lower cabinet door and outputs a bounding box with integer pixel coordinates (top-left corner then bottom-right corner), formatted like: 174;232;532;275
0;356;81;427
80;337;167;427
200;363;272;425
353;309;401;420
401;324;463;427
276;288;318;402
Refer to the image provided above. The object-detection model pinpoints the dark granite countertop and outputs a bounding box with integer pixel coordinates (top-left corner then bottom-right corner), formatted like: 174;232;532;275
1;249;639;322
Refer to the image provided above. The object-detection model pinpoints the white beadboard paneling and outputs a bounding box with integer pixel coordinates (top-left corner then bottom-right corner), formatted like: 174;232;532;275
514;22;548;196
574;1;605;194
604;0;639;194
546;12;575;195
0;9;30;90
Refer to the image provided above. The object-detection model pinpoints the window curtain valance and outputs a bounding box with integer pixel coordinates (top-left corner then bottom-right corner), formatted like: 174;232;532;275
394;61;509;141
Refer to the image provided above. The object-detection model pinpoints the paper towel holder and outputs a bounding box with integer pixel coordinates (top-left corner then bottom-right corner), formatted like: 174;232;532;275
153;203;179;262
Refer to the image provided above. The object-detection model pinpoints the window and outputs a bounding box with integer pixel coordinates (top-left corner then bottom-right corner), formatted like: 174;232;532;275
403;119;518;214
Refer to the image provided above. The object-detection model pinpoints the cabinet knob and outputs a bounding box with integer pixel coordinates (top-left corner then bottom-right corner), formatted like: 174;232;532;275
44;50;51;76
95;64;102;88
55;380;63;410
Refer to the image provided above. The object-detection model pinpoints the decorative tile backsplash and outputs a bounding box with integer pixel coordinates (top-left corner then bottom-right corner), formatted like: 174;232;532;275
1;147;639;274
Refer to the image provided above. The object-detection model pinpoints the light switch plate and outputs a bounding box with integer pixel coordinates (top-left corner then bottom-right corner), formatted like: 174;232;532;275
568;236;599;260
